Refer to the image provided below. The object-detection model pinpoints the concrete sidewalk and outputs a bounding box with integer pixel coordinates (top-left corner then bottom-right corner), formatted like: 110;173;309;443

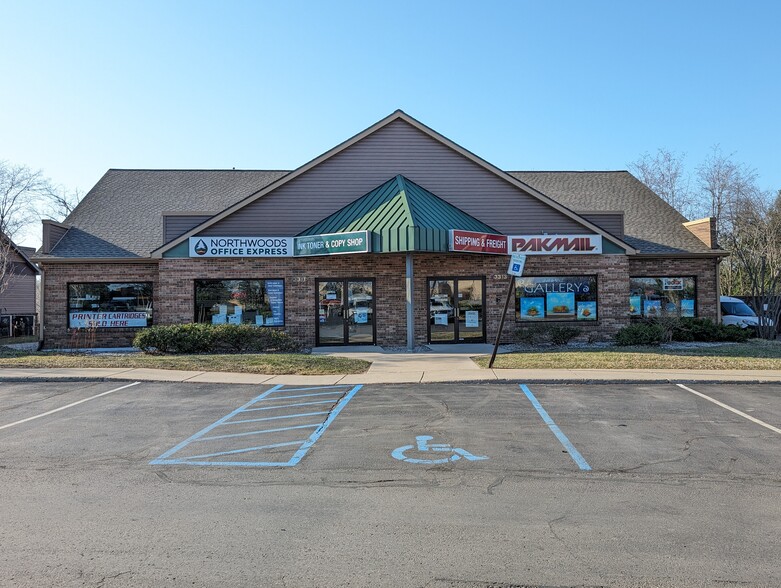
1;349;781;384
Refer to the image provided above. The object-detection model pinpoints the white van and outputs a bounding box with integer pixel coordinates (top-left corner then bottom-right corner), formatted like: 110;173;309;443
720;296;774;329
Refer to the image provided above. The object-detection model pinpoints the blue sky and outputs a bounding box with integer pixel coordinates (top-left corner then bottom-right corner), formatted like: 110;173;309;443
2;1;779;245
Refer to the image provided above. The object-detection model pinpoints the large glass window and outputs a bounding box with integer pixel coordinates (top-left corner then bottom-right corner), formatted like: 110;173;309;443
68;283;153;328
195;279;285;326
515;276;598;322
629;277;696;318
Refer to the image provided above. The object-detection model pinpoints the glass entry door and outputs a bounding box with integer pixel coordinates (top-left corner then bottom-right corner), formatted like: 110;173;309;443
316;279;375;345
428;277;485;343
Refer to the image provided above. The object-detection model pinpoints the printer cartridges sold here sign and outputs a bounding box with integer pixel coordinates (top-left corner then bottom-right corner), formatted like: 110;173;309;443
293;231;370;257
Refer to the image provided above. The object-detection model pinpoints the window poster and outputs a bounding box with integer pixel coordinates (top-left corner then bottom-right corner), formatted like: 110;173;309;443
465;310;479;328
354;309;368;324
577;301;597;320
629;295;642;316
546;292;575;318
265;279;285;326
434;313;449;326
644;299;662;317
681;299;695;317
520;297;544;319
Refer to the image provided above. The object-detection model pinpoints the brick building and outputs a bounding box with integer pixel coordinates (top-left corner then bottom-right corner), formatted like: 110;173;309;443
33;111;725;349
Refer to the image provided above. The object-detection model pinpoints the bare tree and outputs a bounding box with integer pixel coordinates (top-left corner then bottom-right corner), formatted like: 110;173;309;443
628;149;698;219
720;189;781;339
697;145;759;232
41;184;83;221
0;233;16;297
0;160;51;238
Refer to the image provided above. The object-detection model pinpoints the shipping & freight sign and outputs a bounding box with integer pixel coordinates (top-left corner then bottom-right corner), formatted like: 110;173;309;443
508;234;602;255
449;230;508;255
189;237;293;257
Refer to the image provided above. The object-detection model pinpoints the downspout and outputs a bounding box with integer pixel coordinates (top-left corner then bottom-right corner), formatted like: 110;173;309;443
406;253;414;351
38;266;45;349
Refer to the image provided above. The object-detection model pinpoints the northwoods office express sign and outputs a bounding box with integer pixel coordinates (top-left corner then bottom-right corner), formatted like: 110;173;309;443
188;232;369;258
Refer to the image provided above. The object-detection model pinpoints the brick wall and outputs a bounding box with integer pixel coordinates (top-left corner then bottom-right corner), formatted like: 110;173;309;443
40;261;159;349
41;254;720;349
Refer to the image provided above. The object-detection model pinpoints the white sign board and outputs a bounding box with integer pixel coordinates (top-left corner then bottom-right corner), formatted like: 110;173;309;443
508;235;603;255
189;236;293;257
507;253;527;277
69;312;148;328
434;314;449;326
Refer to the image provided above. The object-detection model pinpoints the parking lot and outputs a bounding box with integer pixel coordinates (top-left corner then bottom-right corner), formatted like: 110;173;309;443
1;379;779;587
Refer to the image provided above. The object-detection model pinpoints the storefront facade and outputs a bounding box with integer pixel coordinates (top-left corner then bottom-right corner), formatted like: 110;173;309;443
35;111;725;349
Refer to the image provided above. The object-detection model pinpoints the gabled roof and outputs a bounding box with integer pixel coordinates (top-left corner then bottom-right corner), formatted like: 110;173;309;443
152;110;635;257
301;175;498;253
1;231;40;274
511;171;723;255
38;170;288;259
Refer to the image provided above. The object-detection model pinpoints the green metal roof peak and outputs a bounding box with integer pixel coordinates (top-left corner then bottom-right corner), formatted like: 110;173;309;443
299;175;499;253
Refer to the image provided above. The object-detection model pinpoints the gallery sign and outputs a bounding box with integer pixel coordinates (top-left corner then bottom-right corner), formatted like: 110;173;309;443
508;234;602;255
293;231;370;257
189;237;293;257
449;230;508;255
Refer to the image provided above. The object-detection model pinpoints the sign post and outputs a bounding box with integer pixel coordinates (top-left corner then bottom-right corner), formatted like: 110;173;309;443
488;253;526;369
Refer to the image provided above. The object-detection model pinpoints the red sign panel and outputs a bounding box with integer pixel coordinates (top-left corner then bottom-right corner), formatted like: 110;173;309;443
449;230;508;255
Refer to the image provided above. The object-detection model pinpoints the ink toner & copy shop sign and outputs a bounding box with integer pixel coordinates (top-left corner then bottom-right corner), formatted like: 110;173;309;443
189;237;293;257
509;234;603;255
293;231;370;257
449;230;508;255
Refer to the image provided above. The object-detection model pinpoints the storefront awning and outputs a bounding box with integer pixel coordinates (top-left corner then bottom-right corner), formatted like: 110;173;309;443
297;175;500;253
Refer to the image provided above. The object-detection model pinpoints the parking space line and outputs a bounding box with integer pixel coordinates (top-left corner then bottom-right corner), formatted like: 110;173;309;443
151;383;362;467
676;384;781;435
225;411;331;425
519;384;592;471
0;382;141;432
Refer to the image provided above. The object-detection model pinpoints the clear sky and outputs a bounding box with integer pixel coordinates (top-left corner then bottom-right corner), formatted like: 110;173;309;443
2;1;780;246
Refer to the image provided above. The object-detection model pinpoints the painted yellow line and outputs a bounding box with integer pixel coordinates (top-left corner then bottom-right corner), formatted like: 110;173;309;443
676;384;781;435
0;382;141;431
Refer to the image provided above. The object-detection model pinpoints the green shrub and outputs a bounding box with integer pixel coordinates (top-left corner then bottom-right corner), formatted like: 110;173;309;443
670;318;751;343
614;323;665;346
133;324;301;354
515;324;581;346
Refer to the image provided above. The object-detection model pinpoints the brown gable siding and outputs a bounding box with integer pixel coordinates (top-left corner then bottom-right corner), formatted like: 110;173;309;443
1;271;36;314
164;215;214;244
201;119;589;238
580;212;624;239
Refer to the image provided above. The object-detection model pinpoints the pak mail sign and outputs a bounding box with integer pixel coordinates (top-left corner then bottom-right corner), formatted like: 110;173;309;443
509;234;603;255
449;230;508;255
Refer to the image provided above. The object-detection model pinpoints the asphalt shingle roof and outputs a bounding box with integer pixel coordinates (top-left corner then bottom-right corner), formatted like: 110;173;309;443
510;171;714;254
39;168;713;258
41;169;288;258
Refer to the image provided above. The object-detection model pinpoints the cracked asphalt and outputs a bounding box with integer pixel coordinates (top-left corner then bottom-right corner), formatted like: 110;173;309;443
0;380;779;587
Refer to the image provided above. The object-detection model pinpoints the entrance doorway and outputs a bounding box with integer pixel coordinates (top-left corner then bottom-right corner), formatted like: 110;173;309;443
316;279;375;346
428;277;486;343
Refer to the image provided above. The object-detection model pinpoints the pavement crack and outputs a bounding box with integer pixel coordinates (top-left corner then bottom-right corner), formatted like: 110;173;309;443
487;475;505;495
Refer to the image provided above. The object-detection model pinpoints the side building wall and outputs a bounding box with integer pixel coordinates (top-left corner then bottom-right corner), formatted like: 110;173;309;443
40;254;720;349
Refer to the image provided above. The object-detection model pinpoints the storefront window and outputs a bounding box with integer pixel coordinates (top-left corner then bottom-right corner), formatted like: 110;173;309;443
629;277;696;318
194;279;285;326
68;283;153;328
515;276;598;321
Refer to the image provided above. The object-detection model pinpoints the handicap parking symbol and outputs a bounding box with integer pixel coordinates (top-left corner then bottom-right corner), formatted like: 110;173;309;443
391;435;488;464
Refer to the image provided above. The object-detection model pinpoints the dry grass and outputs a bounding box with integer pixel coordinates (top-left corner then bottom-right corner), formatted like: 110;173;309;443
474;340;781;370
0;350;371;375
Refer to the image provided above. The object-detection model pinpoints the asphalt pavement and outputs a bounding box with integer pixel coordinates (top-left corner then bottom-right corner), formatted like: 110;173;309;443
0;379;779;587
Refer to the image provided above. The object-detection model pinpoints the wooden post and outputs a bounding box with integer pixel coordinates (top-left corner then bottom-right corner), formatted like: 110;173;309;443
488;279;515;368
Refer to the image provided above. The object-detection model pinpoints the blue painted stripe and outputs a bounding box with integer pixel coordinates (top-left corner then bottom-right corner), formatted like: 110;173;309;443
262;391;346;400
151;458;296;467
225;411;331;425
197;423;320;442
150;384;284;462
287;385;362;466
519;384;592;471
267;385;351;394
241;399;338;412
177;440;305;461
